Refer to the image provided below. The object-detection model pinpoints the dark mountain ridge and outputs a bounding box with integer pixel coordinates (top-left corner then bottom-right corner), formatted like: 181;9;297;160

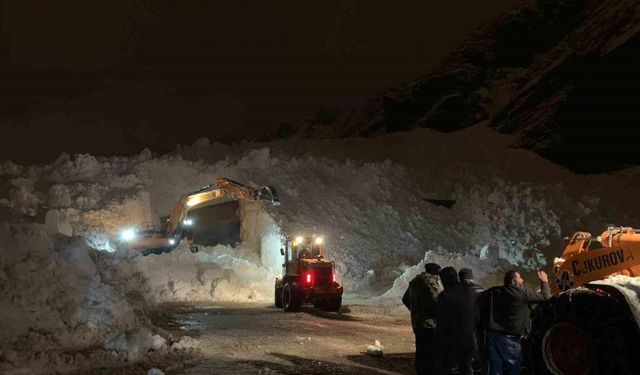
265;0;640;173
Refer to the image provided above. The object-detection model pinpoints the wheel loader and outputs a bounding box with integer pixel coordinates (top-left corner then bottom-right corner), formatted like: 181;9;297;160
526;226;640;375
274;235;343;312
117;177;280;255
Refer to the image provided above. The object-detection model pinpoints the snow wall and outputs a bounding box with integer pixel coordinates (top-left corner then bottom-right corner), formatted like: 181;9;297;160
2;126;639;372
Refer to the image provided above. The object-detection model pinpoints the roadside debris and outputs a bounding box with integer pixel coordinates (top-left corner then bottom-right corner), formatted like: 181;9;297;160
366;339;384;357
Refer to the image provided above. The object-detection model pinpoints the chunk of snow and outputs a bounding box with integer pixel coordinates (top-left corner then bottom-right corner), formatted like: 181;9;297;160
45;210;73;236
104;328;162;362
60;240;97;278
171;336;200;351
366;340;384;357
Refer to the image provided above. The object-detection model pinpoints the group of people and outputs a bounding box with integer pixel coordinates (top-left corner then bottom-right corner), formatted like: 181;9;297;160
402;263;551;375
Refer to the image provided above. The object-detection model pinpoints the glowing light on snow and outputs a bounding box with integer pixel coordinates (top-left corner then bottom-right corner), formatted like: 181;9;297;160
120;228;136;242
259;225;285;276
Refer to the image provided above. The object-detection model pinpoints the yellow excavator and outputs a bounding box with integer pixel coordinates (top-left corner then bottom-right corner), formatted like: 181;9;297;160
527;226;640;375
118;177;280;255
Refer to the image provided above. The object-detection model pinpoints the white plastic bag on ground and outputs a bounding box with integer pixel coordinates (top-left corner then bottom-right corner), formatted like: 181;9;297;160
366;339;384;357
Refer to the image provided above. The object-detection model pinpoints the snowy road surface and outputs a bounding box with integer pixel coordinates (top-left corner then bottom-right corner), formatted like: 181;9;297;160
102;303;415;374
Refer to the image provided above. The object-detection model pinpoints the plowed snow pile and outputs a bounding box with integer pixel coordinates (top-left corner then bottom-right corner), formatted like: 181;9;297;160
128;243;275;303
1;125;638;373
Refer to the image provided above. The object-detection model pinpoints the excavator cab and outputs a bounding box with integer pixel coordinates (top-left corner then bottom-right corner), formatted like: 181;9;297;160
275;235;343;312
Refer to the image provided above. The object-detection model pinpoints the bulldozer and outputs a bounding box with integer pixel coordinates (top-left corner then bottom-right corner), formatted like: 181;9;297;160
274;234;343;312
118;177;280;255
526;226;640;375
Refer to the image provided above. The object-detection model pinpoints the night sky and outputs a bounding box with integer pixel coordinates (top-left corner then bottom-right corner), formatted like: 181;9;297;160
0;0;516;163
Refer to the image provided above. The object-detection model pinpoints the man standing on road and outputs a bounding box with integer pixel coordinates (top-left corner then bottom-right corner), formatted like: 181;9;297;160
403;263;443;375
437;267;480;375
477;270;551;375
458;268;485;374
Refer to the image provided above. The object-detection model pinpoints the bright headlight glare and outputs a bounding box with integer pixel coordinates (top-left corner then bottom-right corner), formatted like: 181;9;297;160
183;219;193;226
294;236;304;245
314;237;323;245
120;228;136;242
169;239;176;245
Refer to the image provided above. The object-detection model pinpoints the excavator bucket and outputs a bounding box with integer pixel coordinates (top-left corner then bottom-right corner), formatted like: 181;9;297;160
255;186;280;206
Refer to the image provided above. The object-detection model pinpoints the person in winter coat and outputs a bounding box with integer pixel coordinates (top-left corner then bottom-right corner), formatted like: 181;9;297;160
403;263;443;375
458;268;485;374
437;267;480;375
476;270;550;375
459;268;483;293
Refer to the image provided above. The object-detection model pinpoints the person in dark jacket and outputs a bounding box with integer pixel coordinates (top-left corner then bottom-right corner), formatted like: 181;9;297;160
459;268;483;293
477;270;550;375
458;268;485;374
437;267;480;375
403;263;443;375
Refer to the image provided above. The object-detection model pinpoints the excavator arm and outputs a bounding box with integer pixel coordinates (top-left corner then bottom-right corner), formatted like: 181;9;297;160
166;177;280;235
552;226;640;293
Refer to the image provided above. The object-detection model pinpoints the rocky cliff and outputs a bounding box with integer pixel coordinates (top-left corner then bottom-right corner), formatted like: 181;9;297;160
267;0;640;173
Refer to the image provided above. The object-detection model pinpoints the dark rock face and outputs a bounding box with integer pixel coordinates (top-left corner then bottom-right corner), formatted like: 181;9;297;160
491;1;640;172
368;0;591;136
268;0;640;173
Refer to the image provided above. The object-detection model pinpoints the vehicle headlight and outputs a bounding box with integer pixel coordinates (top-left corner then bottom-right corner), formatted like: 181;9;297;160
169;238;176;245
120;228;136;242
183;219;193;226
314;237;323;245
294;236;304;245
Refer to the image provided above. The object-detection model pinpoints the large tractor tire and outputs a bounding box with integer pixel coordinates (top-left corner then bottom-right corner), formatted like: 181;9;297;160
282;283;302;312
526;287;640;375
274;282;283;308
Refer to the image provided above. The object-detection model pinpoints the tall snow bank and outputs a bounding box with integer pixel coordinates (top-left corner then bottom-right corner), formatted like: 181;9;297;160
451;178;560;268
0;138;605;294
1;126;637;371
0;222;138;371
2;127;631;308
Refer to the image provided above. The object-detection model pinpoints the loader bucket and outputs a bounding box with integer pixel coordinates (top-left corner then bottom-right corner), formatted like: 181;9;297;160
255;186;280;206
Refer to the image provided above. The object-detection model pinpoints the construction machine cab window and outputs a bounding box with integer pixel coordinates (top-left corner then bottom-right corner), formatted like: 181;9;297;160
292;236;324;259
587;240;602;251
296;244;321;259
